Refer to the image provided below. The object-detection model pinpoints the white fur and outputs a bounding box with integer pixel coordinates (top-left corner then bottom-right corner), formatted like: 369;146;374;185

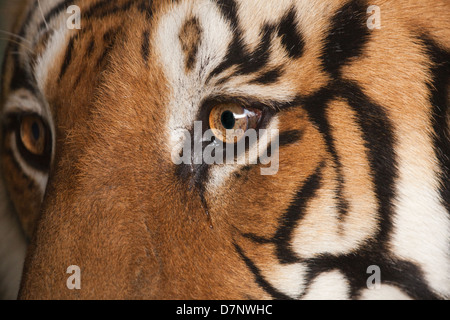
264;262;307;299
358;285;412;300
291;167;378;258
33;17;69;95
390;130;450;298
302;270;350;300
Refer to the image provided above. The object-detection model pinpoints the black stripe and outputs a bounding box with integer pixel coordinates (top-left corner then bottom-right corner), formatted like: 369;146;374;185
340;80;398;244
86;37;95;57
240;79;406;297
8;1;39;93
264;129;304;158
273;162;324;264
54;0;155;84
420;35;450;215
59;35;76;80
81;0;113;20
39;0;144;33
7;0;96;92
103;26;121;43
82;0;136;21
96;27;123;68
241;161;324;264
208;0;246;82
211;1;306;82
296;80;439;299
223;0;438;298
55;0;146;82
299;79;405;298
72;73;84;90
38;0;74;31
10;63;38;94
233;164;253;180
303;253;439;300
10;0;38;56
277;8;305;59
299;79;399;244
321;0;370;78
211;24;272;82
141;30;150;65
240;233;273;245
137;0;153;20
232;129;304;180
250;68;283;85
301;87;350;227
233;243;291;300
278;129;304;147
297;0;373;224
181;17;202;72
18;0;39;39
215;0;240;32
72;36;95;90
237;25;275;76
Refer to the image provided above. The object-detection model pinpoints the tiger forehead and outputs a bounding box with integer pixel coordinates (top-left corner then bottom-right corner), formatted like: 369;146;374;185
15;0;310;99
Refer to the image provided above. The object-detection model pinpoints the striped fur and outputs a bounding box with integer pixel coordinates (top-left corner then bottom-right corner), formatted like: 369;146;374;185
0;0;449;299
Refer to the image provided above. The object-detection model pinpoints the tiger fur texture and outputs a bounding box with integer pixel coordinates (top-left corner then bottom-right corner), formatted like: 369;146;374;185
0;0;449;299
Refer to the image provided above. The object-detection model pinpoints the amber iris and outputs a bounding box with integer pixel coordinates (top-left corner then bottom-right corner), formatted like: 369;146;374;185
20;116;47;156
209;103;262;144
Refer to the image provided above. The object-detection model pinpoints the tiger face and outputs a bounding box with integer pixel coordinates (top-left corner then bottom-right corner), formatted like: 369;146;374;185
0;0;449;300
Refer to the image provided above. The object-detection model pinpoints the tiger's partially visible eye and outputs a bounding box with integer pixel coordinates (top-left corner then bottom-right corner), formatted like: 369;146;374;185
209;103;262;143
19;115;48;156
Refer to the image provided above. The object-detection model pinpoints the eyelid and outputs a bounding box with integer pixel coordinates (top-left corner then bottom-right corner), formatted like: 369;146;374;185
2;112;42;130
2;92;45;117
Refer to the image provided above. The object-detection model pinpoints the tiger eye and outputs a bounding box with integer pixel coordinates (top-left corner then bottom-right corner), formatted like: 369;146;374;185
209;103;262;144
20;116;46;155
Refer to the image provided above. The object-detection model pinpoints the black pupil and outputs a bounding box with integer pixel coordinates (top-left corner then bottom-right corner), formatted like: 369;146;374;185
31;121;40;141
221;111;235;130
